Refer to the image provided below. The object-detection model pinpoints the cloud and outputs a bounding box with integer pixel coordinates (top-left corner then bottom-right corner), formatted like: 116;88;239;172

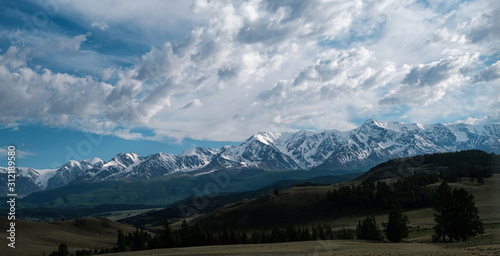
380;54;477;106
0;147;35;159
57;32;91;52
182;99;203;109
0;46;112;125
465;4;500;44
91;22;108;31
402;59;459;87
257;47;397;109
474;61;500;82
0;0;499;142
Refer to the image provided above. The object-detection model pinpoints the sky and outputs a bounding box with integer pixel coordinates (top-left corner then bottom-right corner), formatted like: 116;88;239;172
0;0;499;169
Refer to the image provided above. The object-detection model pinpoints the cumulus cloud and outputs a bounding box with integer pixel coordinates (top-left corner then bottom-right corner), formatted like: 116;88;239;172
0;46;112;126
474;61;500;82
465;4;500;45
257;47;386;104
1;0;499;142
380;54;477;106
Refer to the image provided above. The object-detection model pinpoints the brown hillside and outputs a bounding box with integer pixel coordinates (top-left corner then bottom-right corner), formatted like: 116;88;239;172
196;185;337;232
195;174;500;238
0;217;138;256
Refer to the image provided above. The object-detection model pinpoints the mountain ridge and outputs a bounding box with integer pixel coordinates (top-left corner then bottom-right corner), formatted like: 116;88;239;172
1;119;499;197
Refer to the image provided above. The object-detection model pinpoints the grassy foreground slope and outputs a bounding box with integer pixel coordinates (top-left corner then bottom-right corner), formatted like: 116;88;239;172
0;217;138;256
104;240;500;256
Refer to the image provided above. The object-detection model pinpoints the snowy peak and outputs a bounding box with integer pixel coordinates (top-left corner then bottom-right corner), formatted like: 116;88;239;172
247;131;281;145
361;119;423;133
316;120;499;170
112;152;142;167
83;157;104;165
210;132;300;170
180;147;219;158
162;120;498;173
1;120;499;197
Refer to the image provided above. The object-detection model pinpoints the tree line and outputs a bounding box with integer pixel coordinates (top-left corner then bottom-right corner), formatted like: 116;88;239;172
439;167;492;184
422;150;498;172
326;172;439;210
111;199;429;253
113;220;343;252
344;181;484;244
326;165;493;211
46;179;485;256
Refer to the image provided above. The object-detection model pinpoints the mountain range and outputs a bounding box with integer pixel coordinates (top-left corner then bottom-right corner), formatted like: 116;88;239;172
1;119;499;197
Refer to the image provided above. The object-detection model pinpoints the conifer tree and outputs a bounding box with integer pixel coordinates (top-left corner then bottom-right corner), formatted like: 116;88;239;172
163;220;176;248
117;230;128;252
301;227;311;241
193;223;207;246
356;216;383;241
221;223;230;244
449;188;484;241
356;220;363;240
336;227;354;240
317;223;326;240
384;201;409;242
271;225;281;242
432;181;453;242
179;220;191;247
433;182;484;242
51;244;70;256
311;226;318;240
241;233;248;244
273;187;280;197
133;228;147;251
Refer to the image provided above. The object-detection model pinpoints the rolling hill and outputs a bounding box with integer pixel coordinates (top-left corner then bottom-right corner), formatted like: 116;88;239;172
191;150;499;232
5;168;354;221
0;216;139;256
117;173;361;227
356;149;500;183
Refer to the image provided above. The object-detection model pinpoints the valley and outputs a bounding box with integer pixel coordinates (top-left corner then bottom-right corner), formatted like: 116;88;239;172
130;173;498;255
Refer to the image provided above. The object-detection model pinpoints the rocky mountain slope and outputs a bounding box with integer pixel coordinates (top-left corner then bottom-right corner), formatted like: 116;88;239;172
1;120;499;196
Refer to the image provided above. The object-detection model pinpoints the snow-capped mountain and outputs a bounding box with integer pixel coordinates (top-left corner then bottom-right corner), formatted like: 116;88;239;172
0;148;218;196
1;120;499;197
206;120;499;172
314;120;499;170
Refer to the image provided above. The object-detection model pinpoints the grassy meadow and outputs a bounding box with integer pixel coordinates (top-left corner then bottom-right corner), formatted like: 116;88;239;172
0;174;498;256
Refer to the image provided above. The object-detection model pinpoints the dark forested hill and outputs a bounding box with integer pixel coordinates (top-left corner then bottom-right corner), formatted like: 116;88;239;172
356;150;499;183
